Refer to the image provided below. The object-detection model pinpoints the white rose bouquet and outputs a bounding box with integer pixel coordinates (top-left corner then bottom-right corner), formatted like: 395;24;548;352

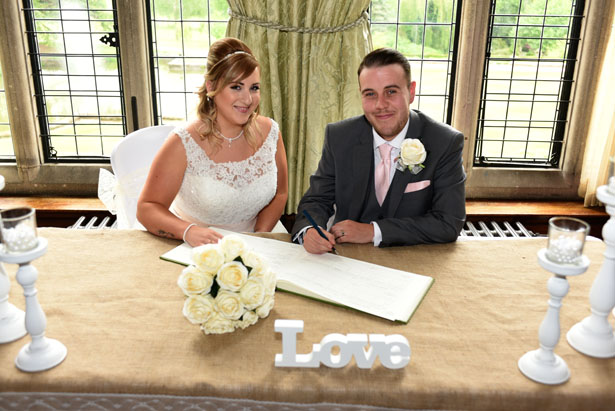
177;235;276;334
396;138;426;174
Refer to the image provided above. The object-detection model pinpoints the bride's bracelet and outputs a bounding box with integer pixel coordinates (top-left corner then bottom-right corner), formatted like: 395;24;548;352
182;223;197;244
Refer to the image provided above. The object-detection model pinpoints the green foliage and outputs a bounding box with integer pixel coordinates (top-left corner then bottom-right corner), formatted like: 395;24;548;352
489;0;574;59
371;0;574;60
151;0;228;21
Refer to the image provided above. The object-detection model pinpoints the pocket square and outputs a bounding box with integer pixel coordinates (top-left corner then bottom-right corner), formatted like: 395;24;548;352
404;180;431;193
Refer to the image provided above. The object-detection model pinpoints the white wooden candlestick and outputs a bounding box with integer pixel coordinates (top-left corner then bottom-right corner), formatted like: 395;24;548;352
0;262;27;343
0;173;26;343
518;248;589;385
0;238;67;372
567;185;615;358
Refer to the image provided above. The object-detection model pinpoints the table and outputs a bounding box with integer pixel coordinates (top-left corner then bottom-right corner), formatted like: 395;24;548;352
1;228;614;410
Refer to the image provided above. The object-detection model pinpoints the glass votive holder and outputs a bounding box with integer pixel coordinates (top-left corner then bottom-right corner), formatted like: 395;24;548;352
546;217;590;265
0;207;39;253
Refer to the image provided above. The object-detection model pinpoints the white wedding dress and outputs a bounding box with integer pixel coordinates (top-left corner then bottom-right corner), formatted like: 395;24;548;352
171;119;279;232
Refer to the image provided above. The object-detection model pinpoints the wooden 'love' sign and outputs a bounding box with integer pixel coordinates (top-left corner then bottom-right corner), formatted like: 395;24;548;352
274;319;410;369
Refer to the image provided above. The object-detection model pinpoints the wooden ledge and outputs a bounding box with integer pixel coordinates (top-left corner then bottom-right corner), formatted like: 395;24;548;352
0;196;608;237
465;200;607;218
0;196;106;211
0;196;607;217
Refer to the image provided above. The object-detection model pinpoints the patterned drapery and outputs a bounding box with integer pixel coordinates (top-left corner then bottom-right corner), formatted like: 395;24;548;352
226;0;372;212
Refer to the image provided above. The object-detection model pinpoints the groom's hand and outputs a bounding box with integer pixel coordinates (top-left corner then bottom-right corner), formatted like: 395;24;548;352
303;227;336;254
331;220;374;244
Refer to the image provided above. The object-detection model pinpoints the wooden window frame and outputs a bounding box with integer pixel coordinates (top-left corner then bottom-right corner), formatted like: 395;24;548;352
0;0;612;199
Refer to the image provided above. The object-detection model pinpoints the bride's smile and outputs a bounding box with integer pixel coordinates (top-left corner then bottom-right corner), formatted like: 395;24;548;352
214;68;261;130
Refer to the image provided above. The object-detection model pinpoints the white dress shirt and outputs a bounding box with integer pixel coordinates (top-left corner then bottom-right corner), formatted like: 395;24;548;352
294;119;410;247
371;119;409;246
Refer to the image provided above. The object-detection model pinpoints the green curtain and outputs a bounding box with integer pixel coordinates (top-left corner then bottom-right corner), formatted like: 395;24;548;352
226;0;372;213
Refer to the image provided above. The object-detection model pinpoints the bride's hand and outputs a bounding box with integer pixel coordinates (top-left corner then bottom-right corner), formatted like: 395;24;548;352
184;226;224;246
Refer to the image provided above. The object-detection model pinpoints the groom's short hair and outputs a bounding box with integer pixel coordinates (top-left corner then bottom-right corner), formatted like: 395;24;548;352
357;48;412;86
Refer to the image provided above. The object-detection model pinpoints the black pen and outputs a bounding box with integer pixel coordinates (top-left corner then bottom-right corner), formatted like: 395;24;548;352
302;210;339;255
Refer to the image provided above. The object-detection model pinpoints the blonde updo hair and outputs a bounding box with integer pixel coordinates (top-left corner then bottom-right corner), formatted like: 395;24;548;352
196;37;260;152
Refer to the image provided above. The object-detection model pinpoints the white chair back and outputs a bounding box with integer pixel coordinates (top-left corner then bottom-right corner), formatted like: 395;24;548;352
110;125;175;229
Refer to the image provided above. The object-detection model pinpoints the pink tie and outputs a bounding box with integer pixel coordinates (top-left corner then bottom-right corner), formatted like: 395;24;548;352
375;143;392;205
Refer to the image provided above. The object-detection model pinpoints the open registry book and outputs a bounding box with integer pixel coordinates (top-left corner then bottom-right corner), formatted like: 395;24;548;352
161;229;433;323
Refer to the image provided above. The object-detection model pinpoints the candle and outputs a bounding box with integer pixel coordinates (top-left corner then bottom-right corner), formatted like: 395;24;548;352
2;223;38;252
546;217;590;265
0;207;39;253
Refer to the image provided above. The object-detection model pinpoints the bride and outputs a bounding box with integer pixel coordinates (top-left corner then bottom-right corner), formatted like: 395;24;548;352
137;38;288;246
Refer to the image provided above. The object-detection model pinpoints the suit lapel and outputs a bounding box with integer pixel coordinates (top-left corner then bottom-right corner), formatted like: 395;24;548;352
386;111;424;216
348;120;374;219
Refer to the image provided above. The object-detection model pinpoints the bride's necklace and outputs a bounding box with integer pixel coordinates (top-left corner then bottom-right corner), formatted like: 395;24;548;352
216;128;244;148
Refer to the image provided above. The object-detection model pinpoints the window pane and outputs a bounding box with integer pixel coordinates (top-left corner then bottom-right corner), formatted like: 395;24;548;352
370;0;460;124
24;0;126;161
149;0;229;124
475;0;584;168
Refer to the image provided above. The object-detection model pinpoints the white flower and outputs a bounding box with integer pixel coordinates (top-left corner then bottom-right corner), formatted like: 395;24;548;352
251;267;277;296
192;244;225;273
255;294;275;318
216;261;249;291
397;139;426;174
215;290;245;320
178;237;275;334
400;139;426;166
220;235;246;262
241;250;268;273
236;310;259;329
177;265;214;296
239;277;266;310
182;294;215;324
201;312;235;334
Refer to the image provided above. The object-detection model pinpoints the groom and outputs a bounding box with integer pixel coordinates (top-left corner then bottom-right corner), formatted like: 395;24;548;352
291;48;466;254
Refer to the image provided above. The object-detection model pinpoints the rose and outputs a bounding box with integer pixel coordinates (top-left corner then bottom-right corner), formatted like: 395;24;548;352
220;235;246;262
236;310;259;329
250;267;276;296
241;250;268;273
182;294;215;324
399;139;426;167
192;244;225;273
239;277;266;310
215;290;245;320
216;261;249;291
255;294;275;318
177;265;214;296
201;311;235;334
262;269;277;296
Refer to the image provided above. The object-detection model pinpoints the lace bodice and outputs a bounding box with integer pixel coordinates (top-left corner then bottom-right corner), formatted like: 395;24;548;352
171;120;279;232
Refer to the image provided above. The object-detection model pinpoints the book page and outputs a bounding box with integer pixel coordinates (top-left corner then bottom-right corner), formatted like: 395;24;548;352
161;229;433;322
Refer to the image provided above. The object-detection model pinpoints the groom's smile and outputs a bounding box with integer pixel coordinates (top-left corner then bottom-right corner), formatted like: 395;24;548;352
359;64;415;141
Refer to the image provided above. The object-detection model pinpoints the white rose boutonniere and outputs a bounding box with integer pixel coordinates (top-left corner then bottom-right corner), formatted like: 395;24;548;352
177;235;275;334
396;138;426;174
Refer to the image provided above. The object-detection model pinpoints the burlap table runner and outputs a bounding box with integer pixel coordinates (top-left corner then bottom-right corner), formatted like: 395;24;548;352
0;228;613;410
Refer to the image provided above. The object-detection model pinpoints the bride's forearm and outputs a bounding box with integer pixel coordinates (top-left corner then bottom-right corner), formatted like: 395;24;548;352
137;201;188;240
254;192;287;232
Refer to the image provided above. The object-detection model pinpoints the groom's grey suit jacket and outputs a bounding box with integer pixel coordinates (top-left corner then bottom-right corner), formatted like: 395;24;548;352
292;109;466;247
